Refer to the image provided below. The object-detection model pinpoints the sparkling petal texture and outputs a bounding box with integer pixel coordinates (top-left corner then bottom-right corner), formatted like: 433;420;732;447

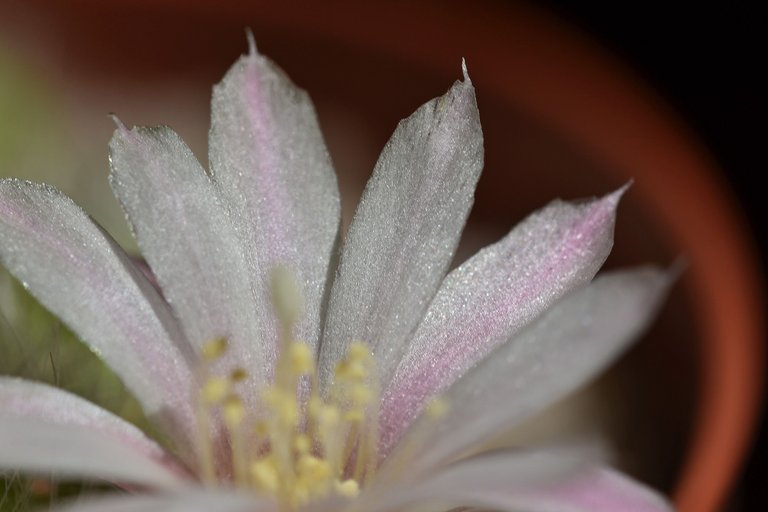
379;189;623;454
109;124;269;403
369;453;671;512
209;42;340;358
0;377;186;488
0;44;675;511
318;72;483;388
385;267;670;476
0;179;195;450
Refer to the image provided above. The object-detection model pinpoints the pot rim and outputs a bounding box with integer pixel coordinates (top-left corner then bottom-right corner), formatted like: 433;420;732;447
216;3;762;510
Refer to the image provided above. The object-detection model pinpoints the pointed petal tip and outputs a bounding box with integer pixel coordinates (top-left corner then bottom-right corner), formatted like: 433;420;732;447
107;113;129;133
245;28;257;56
461;58;471;83
603;181;632;207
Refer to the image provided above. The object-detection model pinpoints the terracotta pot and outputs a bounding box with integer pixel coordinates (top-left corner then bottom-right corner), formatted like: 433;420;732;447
1;1;763;511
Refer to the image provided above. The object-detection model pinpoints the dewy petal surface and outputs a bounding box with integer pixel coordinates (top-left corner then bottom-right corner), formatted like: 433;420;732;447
209;41;341;357
380;189;623;453
319;69;483;388
368;451;671;512
0;179;195;451
384;267;671;476
0;377;186;488
109;124;269;395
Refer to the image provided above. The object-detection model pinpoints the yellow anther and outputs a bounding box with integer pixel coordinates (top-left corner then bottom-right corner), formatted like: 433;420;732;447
297;455;330;481
344;410;364;423
230;368;248;382
201;376;230;405
289;342;314;375
263;385;299;426
223;395;245;427
425;397;450;419
335;479;360;498
318;405;340;428
201;337;228;362
271;266;304;328
347;342;371;362
254;420;269;437
194;284;384;507
351;385;373;406
251;459;280;494
294;434;312;454
335;360;367;381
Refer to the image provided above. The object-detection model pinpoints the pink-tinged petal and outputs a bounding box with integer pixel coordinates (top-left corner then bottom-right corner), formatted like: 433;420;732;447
368;450;671;512
319;68;484;389
109;123;269;404
368;447;590;506
523;467;674;512
55;489;270;512
384;267;671;476
0;179;196;454
209;39;341;356
380;189;624;454
0;377;188;488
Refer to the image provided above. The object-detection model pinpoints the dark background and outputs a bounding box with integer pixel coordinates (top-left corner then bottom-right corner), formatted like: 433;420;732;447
539;2;766;509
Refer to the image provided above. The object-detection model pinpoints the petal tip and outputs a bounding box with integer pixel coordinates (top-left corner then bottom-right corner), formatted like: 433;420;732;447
461;58;471;84
245;28;257;56
108;113;129;133
604;181;632;207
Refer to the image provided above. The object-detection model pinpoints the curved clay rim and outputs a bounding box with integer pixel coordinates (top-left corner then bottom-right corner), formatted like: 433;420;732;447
201;3;763;510
40;1;765;510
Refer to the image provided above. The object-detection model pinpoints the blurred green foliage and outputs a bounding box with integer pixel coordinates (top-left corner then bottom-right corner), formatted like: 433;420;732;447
0;49;69;181
0;269;155;510
0;46;156;510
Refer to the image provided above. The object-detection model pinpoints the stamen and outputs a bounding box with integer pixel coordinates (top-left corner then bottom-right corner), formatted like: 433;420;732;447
191;268;384;509
201;337;229;362
223;394;247;487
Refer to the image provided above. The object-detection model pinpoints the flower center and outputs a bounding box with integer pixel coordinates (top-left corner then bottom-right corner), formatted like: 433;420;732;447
193;269;380;509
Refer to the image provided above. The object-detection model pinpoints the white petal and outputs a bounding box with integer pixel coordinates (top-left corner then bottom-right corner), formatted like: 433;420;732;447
384;267;671;475
380;189;623;453
109;124;270;396
368;447;589;507
209;43;341;355
0;180;196;451
518;467;674;512
368;451;671;512
319;72;484;388
0;377;187;488
54;489;269;512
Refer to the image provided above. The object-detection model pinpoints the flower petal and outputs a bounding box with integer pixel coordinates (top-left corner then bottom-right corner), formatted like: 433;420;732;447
209;40;341;355
0;179;195;450
380;189;623;453
54;490;269;512
109;123;270;395
368;450;671;512
522;467;674;512
0;377;187;488
319;68;483;387
384;267;671;475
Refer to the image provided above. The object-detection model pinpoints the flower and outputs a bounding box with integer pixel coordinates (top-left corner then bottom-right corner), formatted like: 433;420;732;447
0;37;674;512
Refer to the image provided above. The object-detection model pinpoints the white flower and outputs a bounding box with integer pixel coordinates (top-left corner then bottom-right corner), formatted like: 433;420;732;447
0;38;673;512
